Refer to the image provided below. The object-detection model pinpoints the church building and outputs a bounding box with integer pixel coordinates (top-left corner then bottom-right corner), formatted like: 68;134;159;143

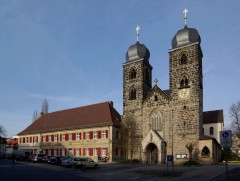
17;9;223;165
123;9;222;164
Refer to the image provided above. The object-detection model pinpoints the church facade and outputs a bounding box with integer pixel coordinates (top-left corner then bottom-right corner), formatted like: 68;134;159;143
123;13;222;164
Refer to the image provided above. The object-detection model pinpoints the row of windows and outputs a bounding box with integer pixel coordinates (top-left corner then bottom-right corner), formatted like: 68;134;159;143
41;147;109;157
129;68;150;81
19;130;108;143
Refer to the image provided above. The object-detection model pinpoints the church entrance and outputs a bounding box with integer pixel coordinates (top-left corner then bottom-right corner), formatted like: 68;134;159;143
146;143;158;164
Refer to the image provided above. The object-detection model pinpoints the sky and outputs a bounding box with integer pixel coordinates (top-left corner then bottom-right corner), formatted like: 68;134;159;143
0;0;240;137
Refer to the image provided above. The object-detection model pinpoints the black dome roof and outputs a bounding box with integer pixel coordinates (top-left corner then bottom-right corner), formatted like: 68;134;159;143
125;41;150;62
171;25;201;49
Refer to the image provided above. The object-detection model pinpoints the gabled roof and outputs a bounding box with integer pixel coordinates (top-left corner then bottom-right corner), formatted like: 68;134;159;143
18;102;121;135
203;110;224;124
143;85;170;103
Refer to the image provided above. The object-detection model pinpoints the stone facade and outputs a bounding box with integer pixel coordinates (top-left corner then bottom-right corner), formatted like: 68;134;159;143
122;25;221;164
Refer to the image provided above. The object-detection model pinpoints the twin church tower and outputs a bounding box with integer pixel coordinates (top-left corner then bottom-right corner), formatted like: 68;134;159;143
122;9;203;164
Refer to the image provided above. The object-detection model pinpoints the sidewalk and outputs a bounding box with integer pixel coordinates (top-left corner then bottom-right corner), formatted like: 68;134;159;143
99;162;240;181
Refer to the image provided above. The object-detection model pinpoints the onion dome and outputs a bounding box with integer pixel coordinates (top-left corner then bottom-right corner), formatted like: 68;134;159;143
171;25;201;49
125;41;150;62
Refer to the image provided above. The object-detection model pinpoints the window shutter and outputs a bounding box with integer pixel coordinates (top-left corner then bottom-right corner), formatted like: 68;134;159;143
80;132;82;140
106;147;108;156
106;130;108;138
90;132;93;139
74;148;76;156
72;133;76;140
97;148;101;156
46;135;49;142
83;132;86;139
60;135;62;141
65;133;69;141
90;148;93;156
98;131;101;139
51;135;54;142
83;148;85;156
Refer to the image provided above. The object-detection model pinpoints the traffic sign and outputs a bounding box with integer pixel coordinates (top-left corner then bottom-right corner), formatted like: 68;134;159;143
220;130;232;148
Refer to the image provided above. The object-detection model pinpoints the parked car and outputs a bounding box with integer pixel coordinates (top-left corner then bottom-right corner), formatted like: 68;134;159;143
59;156;68;165
61;157;74;167
32;154;47;162
27;155;34;162
76;157;98;169
47;156;62;165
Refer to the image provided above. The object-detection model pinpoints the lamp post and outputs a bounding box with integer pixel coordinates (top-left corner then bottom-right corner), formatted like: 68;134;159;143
172;109;174;173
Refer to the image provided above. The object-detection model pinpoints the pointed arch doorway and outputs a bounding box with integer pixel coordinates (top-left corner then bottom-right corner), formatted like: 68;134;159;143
146;143;158;164
141;130;166;164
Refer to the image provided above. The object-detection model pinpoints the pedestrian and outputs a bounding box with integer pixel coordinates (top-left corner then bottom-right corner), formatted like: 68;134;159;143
12;154;16;164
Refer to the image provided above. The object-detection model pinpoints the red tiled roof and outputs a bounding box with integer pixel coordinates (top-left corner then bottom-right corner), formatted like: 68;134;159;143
7;138;18;145
18;102;121;135
203;110;224;124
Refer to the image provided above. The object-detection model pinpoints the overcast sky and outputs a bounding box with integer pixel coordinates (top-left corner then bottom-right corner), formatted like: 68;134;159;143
1;0;240;137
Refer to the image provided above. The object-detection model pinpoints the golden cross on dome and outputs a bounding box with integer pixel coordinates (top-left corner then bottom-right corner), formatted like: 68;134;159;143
183;8;188;25
136;25;140;42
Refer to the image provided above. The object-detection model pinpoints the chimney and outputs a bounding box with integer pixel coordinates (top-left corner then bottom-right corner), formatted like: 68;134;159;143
40;112;44;116
109;101;113;107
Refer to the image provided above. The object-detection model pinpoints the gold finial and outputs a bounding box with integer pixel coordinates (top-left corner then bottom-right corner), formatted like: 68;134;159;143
136;25;140;42
183;8;188;25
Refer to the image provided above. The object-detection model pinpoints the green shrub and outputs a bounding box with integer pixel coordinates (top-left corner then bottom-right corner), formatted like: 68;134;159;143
183;160;199;166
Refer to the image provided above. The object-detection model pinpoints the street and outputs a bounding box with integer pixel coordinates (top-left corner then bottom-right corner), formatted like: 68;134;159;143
0;159;240;181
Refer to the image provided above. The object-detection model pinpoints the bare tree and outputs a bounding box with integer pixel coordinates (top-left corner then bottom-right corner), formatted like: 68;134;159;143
185;141;197;161
229;101;240;133
0;124;7;137
41;98;49;114
32;110;38;122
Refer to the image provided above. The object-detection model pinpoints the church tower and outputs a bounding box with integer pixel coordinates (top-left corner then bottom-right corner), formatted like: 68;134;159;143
168;9;203;157
123;26;152;158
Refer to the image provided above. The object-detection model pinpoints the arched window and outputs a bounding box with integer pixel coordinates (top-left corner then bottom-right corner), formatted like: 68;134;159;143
129;87;136;100
202;146;210;157
129;69;137;79
151;111;163;131
210;127;214;135
180;54;187;64
180;76;189;88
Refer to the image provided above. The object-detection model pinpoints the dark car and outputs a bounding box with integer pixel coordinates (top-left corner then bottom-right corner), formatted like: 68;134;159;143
47;156;62;165
32;154;47;162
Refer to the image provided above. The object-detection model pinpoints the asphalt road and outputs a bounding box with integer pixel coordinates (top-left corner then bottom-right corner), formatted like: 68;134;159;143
0;159;240;181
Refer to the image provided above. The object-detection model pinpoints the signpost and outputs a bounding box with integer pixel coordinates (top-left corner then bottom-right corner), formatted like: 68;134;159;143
220;130;232;177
